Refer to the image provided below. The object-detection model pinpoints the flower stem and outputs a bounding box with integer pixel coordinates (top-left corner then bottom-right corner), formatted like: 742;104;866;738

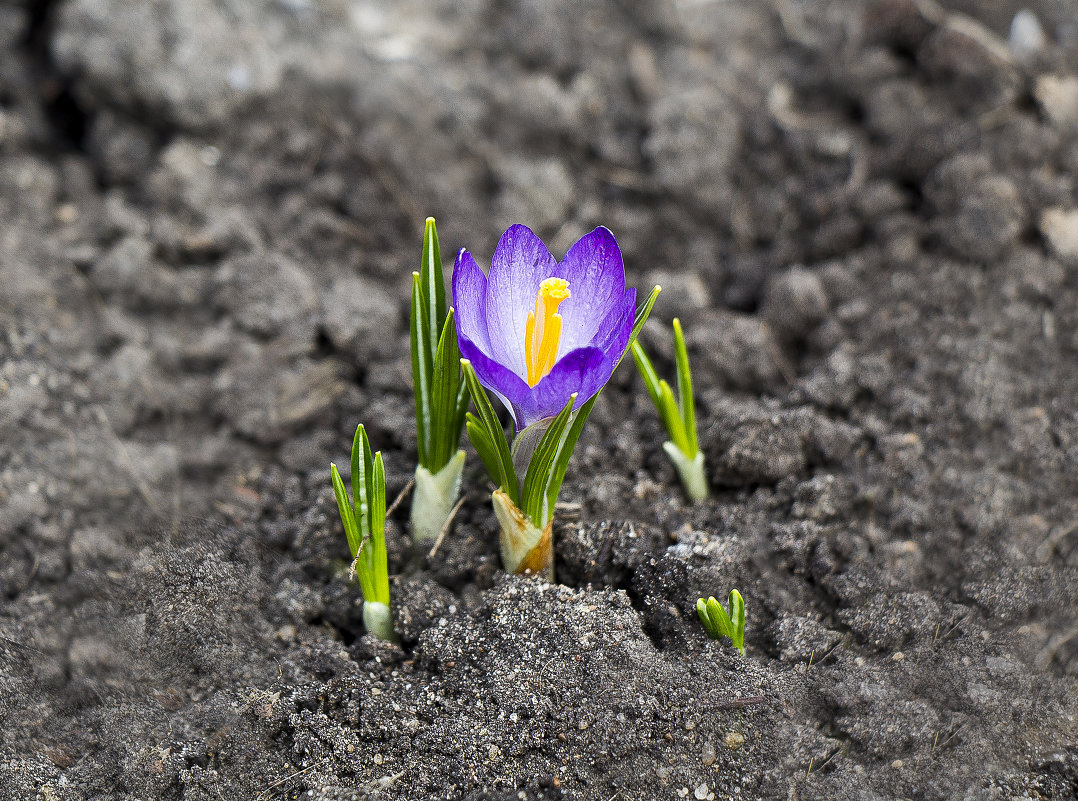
492;489;553;580
662;441;708;503
410;450;466;543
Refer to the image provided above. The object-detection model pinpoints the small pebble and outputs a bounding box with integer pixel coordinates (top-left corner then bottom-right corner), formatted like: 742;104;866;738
1040;208;1078;266
55;204;78;224
1009;9;1046;57
701;741;716;766
892;652;904;661
724;732;746;750
695;784;709;800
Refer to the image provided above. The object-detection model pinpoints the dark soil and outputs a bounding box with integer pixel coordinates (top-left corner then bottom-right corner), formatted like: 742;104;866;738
2;0;1077;798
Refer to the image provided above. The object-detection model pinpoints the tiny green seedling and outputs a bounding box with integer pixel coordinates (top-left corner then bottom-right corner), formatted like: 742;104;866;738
697;590;746;655
631;318;707;502
410;217;469;543
330;424;395;642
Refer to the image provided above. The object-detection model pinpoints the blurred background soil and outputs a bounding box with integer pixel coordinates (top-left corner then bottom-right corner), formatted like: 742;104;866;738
1;0;1076;798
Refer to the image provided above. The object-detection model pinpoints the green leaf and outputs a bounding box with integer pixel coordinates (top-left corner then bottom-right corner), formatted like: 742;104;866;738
421;217;447;353
451;380;470;452
706;596;734;640
697;593;745;654
330;463;361;559
350;425;367;537
461;360;519;502
633;339;688;453
657;379;689;455
429;309;463;471
728;589;746;655
672;318;698;458
631;340;664;412
696;597;717;638
331;463;374;601
521;393;577;528
355;424;376;538
466;416;503;487
615;284;661;371
542;287;662;516
543;393;597;517
371;452;389;605
410;273;433;467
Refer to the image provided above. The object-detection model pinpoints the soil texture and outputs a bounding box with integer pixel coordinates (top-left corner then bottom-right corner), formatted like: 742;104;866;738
1;0;1077;799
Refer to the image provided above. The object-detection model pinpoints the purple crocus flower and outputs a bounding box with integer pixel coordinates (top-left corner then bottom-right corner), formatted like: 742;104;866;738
453;224;637;430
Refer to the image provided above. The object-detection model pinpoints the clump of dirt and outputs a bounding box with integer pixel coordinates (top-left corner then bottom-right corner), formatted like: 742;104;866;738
1;0;1076;799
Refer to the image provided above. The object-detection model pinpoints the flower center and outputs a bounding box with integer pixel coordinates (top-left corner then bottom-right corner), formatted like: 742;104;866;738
524;277;570;386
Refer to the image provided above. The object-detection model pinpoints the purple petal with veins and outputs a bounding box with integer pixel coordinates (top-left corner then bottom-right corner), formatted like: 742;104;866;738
453;224;636;430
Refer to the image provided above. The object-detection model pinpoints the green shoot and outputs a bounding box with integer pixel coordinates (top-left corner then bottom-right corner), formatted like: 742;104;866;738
697;590;746;655
410;217;469;541
330;424;395;642
631;317;708;502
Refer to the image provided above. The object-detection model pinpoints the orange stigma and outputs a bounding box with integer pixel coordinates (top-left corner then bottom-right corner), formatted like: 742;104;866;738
524;277;570;386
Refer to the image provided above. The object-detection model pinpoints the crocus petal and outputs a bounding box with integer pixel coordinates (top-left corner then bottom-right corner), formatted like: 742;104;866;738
586;286;636;358
515;346;612;429
459;334;533;428
485;224;557;380
553;227;627;354
452;249;492;355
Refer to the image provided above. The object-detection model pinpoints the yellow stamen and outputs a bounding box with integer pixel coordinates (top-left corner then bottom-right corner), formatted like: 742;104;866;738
525;277;570;386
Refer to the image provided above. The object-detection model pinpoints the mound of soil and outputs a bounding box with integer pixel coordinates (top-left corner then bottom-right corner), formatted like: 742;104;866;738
1;0;1076;798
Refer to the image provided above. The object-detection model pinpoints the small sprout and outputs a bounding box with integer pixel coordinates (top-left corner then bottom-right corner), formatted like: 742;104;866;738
632;318;707;502
410;217;469;543
454;224;660;578
330;424;396;642
697;590;746;655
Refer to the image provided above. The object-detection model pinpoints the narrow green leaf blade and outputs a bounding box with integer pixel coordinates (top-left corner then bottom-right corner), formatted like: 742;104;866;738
631;340;665;412
672;318;698;457
522;393;576;527
451;381;470;450
410;273;433;467
461;360;519;501
333;463;374;601
372;452;390;605
422;217;447;348
429;309;463;471
466;416;503;488
350;425;368;537
706;596;734;640
696;597;716;638
657;379;689;455
527;286;663;520
543;393;597;517
330;463;361;558
613;284;661;371
729;589;746;654
371;451;386;542
358;425;376;538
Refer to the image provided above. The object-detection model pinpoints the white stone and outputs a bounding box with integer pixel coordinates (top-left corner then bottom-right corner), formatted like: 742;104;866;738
1009;10;1046;58
1040;208;1078;266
